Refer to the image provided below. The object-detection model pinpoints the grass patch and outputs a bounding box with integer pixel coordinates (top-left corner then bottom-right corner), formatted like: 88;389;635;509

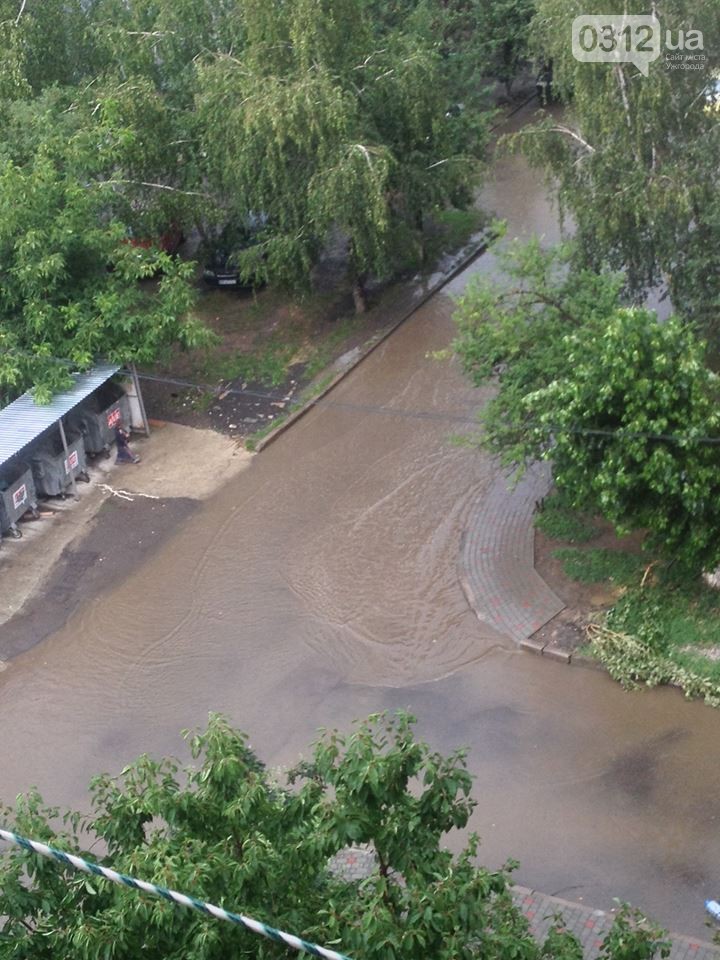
184;290;360;391
302;316;357;381
167;287;347;390
554;548;644;586
203;334;299;387
534;493;596;543
607;581;720;654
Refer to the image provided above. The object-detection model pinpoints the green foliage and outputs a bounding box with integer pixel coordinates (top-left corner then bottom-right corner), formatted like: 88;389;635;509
196;0;487;305
518;0;720;335
472;0;537;93
0;712;671;958
453;238;624;465
0;150;210;401
0;23;217;401
553;549;643;585
0;714;560;960
454;239;720;575
532;310;720;575
588;579;720;704
611;581;720;657
589;623;720;708
0;0;98;95
0;0;497;399
534;492;596;543
596;905;670;960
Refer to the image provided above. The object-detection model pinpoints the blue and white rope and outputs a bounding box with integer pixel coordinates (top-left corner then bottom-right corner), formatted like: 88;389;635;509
0;828;351;960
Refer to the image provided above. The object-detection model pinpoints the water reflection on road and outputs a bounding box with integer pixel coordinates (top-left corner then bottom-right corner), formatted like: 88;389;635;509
1;105;719;938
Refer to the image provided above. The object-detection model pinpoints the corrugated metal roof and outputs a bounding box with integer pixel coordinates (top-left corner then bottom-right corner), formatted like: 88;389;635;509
0;364;122;468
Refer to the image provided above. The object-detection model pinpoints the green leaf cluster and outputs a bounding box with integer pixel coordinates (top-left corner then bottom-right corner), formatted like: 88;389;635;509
0;0;503;398
454;239;720;574
195;0;488;298
0;712;670;959
517;0;720;336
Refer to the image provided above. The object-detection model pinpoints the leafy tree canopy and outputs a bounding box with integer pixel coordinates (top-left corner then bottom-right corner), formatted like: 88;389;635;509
515;0;720;334
196;0;488;308
454;239;720;574
0;148;209;402
0;712;670;960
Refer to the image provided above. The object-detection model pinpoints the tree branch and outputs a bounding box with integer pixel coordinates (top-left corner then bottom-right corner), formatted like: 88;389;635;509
99;179;211;198
125;30;174;39
517;124;596;154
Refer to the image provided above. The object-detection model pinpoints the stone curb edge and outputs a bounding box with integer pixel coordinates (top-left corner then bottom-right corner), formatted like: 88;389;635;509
251;232;493;453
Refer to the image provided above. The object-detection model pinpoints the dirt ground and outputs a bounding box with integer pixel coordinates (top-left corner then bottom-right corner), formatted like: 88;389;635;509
532;522;647;654
139;282;387;438
0;422;252;653
139;284;349;434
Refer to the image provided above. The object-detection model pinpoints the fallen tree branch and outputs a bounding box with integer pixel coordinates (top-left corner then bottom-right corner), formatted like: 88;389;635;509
98;484;159;502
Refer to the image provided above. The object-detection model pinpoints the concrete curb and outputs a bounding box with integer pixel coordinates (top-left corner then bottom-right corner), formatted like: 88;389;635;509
251;232;493;453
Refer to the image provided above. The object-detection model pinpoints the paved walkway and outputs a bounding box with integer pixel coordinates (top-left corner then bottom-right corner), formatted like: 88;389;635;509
329;847;720;960
459;461;565;644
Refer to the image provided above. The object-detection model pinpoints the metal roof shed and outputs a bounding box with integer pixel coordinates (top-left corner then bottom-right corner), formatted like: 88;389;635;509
0;365;123;496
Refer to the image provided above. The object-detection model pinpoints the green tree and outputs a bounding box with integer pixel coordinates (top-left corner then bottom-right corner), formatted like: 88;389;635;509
474;0;536;97
197;0;486;311
453;238;625;465
454;239;720;574
0;0;98;96
363;0;536;103
0;149;209;402
514;0;720;333
0;713;670;960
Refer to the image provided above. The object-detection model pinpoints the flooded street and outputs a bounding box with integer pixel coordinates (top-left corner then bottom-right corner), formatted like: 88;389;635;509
2;105;720;938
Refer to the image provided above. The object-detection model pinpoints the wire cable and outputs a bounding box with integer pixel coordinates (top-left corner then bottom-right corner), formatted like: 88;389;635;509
0;828;352;960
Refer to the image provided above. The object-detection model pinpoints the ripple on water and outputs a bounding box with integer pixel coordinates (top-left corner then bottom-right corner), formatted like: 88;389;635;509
286;425;510;686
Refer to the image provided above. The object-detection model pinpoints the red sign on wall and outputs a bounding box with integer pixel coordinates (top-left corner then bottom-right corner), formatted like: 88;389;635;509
64;450;79;474
12;484;27;510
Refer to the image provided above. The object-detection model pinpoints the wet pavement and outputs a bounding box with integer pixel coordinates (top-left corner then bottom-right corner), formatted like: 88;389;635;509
2;103;720;940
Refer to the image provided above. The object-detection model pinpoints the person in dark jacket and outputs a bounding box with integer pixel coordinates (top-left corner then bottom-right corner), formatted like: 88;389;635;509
115;424;140;464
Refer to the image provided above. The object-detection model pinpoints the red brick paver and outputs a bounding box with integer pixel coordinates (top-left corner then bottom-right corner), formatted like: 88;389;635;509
512;887;720;960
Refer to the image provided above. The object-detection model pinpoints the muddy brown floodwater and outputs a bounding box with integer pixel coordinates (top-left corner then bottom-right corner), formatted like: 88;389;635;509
2;104;720;939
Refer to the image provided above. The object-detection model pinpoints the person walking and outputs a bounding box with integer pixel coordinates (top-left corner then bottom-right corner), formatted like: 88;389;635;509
114;424;141;464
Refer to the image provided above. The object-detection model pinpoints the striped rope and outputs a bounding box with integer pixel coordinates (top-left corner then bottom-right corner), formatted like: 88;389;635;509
0;828;352;960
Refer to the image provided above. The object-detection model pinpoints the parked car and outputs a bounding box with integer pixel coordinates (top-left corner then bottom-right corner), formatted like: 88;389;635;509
202;217;267;289
203;247;245;288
